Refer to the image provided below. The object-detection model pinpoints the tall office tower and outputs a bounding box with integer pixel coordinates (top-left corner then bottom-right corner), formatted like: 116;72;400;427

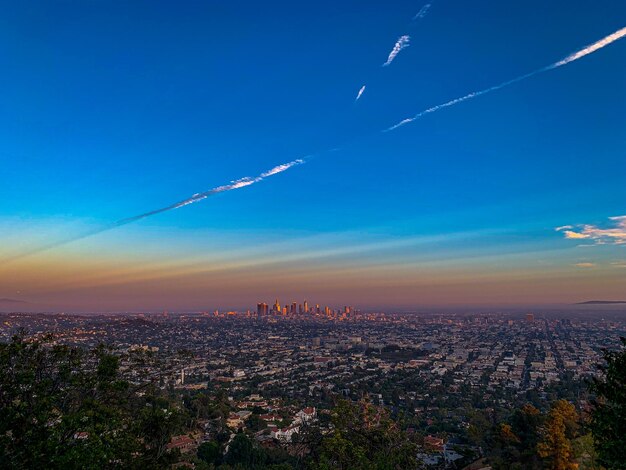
526;313;535;322
273;299;281;314
282;306;287;315
325;306;330;315
257;302;268;315
316;304;320;315
299;304;303;314
303;300;308;314
291;302;297;314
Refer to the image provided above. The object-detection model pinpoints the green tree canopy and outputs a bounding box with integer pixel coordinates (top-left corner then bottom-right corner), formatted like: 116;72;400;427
0;332;182;469
589;336;626;469
315;398;418;470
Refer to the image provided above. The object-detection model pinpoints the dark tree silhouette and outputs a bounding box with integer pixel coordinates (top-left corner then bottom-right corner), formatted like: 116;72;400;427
589;337;626;469
0;332;182;469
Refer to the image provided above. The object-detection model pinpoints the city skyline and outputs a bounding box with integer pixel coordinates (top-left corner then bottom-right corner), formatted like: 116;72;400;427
1;0;625;311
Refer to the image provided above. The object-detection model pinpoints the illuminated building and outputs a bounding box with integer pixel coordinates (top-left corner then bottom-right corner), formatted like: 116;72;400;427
257;302;268;315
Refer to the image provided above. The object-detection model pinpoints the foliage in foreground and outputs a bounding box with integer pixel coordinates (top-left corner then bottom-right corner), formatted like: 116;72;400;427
589;337;626;469
0;332;182;469
1;333;625;470
314;399;419;470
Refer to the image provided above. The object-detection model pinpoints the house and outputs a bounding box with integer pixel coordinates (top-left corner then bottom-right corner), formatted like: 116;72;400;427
260;413;281;422
167;435;196;454
271;424;300;442
295;407;316;423
227;410;253;429
424;435;445;452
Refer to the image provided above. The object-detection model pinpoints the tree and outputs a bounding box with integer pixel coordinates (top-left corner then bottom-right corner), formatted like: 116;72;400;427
315;398;418;470
571;433;602;470
589;336;626;469
197;441;220;465
0;332;182;469
537;400;579;470
511;404;544;469
223;433;268;468
245;413;267;433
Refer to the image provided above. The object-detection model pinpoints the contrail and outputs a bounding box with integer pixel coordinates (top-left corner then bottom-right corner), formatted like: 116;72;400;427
413;4;431;20
383;35;410;66
552;26;626;66
5;26;625;263
1;159;305;263
386;26;626;131
104;158;305;226
355;85;366;101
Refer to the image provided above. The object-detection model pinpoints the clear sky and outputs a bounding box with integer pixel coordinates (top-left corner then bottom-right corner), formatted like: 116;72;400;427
1;0;625;311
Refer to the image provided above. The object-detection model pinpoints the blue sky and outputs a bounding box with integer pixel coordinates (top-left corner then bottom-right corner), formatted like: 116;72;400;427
0;1;625;310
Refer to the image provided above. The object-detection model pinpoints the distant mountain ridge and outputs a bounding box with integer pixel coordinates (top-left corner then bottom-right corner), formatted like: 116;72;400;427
0;298;28;303
576;300;626;305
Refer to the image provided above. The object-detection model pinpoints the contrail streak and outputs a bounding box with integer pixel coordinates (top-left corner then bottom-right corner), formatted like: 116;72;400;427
1;159;305;263
386;26;626;131
5;27;625;263
355;85;366;101
413;4;431;20
101;158;305;226
383;35;410;66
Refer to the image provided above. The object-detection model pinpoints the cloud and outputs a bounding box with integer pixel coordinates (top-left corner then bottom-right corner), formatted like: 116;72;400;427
564;231;590;240
7;27;626;263
610;261;626;268
574;262;596;268
558;215;626;245
413;4;431;20
260;159;305;178
552;26;626;67
385;26;626;131
355;85;366;101
1;158;307;264
383;35;410;67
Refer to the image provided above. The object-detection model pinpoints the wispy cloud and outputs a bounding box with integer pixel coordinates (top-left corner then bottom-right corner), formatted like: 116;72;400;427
413;4;431;20
383;35;410;67
8;27;626;264
557;215;626;245
355;85;366;101
260;159;305;178
385;26;626;131
574;262;596;268
1;158;306;264
552;27;626;67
